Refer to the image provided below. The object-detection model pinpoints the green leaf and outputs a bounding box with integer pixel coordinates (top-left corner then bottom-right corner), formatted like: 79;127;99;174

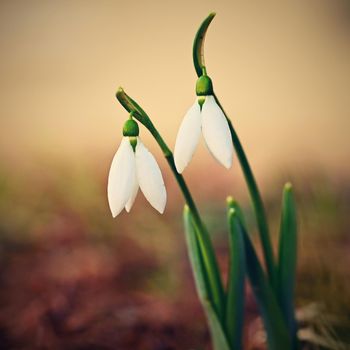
204;299;231;350
226;196;247;229
226;208;246;350
244;229;292;350
193;12;216;77
278;183;299;348
227;198;292;350
183;205;230;350
184;205;212;302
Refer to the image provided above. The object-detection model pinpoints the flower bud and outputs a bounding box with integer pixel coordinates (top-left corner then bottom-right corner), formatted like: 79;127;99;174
123;119;139;137
196;74;213;96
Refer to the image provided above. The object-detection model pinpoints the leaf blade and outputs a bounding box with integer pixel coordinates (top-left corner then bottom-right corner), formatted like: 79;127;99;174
227;198;292;350
183;205;230;350
183;205;212;302
226;207;246;350
278;183;299;348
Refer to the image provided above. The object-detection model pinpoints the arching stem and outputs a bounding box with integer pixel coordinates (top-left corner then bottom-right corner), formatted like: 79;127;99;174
116;87;225;321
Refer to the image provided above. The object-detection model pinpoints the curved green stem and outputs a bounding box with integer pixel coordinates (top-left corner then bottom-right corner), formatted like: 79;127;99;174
116;87;225;320
193;12;216;77
215;94;277;290
192;13;277;289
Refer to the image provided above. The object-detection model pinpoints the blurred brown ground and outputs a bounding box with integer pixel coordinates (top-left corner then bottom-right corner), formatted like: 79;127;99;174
0;164;349;349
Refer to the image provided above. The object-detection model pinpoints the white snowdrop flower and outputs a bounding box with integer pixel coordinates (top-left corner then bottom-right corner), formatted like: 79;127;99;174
107;119;166;217
174;72;234;173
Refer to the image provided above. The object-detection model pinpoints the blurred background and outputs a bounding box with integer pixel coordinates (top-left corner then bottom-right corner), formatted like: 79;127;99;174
0;0;349;349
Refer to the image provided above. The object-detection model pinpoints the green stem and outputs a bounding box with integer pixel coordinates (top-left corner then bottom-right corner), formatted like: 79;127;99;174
214;93;277;290
192;12;277;289
116;87;225;320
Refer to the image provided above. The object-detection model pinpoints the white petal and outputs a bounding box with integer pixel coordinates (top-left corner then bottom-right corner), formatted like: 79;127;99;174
174;100;201;173
125;170;139;212
135;139;167;214
201;95;233;169
107;137;135;217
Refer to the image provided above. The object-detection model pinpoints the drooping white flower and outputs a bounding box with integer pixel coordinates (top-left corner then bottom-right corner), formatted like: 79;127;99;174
107;136;167;217
174;94;234;173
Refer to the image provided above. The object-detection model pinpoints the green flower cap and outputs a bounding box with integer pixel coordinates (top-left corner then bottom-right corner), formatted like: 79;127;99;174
123;118;139;137
196;68;213;96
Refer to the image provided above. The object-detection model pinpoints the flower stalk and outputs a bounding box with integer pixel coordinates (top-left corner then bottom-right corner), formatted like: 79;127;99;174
192;12;277;290
116;87;225;321
216;94;277;290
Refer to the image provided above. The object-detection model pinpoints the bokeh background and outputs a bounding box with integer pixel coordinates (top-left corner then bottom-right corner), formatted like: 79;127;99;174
0;1;349;349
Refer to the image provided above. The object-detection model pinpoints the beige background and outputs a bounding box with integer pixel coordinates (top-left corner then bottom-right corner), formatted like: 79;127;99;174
0;0;349;177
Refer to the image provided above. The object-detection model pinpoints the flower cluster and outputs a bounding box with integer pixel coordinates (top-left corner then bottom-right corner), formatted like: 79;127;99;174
108;70;233;217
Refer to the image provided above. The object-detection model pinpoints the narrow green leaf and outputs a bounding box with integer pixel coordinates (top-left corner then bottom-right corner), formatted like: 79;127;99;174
278;183;299;349
183;205;230;350
227;199;292;350
223;113;278;291
244;229;292;350
226;196;247;229
226;207;246;350
183;205;212;302
193;12;216;77
183;203;225;321
204;299;231;350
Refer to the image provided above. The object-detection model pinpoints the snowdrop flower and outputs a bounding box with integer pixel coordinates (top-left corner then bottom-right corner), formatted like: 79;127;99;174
108;118;166;217
174;70;234;173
